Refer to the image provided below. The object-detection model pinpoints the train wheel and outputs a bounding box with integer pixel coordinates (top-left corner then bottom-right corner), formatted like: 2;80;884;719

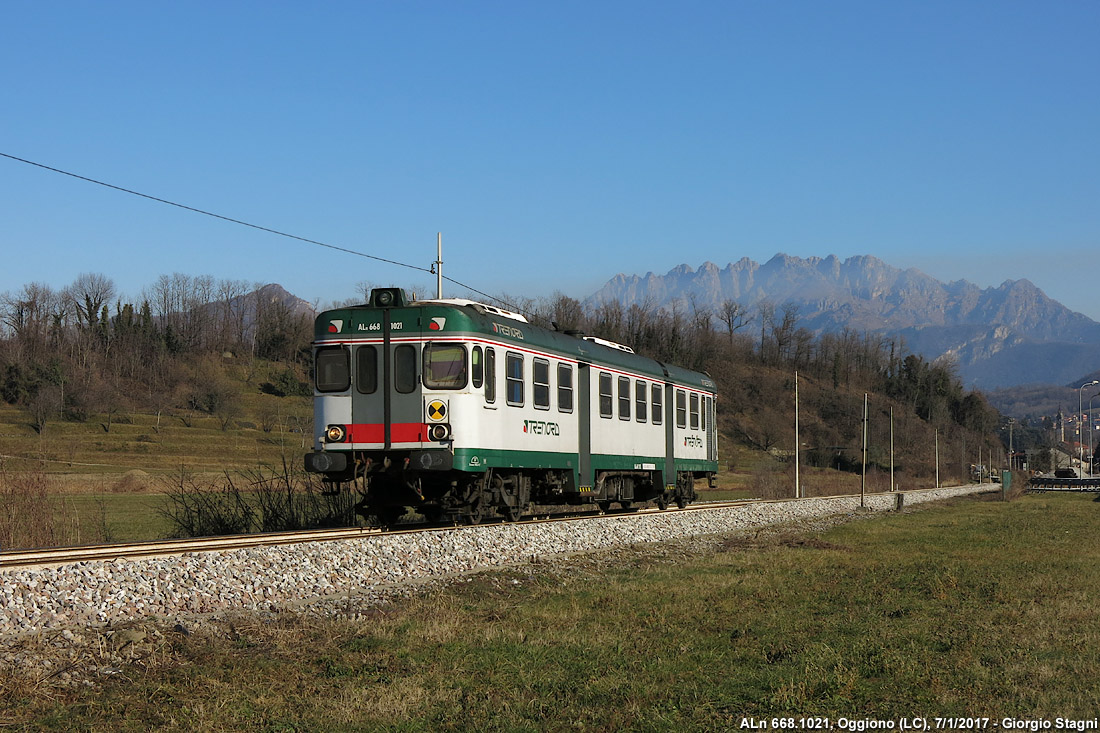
501;504;522;522
655;494;669;511
377;508;404;528
619;500;634;510
464;501;484;525
597;500;612;513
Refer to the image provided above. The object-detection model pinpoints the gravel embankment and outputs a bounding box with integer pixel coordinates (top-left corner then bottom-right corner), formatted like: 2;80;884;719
1;485;990;640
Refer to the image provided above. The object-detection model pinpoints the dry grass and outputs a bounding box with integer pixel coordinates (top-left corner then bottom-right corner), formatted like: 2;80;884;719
7;492;1099;730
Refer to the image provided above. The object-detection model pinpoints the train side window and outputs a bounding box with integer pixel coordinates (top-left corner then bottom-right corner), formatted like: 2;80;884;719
423;343;467;389
506;352;524;406
676;389;687;428
394;345;417;393
599;372;613;418
533;358;550;410
635;380;647;423
472;346;483;389
557;363;573;413
485;348;496;403
651;384;663;425
315;346;350;392
690;393;700;430
355;346;377;394
618;376;630;420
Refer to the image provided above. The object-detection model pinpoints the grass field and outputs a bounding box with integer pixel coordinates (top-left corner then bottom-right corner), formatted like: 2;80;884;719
0;398;312;477
5;490;1098;730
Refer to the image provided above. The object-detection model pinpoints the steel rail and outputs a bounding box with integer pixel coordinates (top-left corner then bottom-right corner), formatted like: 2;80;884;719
1;485;985;570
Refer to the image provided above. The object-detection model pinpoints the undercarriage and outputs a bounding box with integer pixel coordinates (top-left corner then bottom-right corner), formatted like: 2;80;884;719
318;452;705;526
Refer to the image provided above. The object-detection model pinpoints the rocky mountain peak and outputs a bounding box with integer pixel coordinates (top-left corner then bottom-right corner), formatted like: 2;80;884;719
586;254;1100;388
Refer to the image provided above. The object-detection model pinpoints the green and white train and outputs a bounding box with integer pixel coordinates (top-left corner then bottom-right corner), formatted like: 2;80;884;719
304;288;718;524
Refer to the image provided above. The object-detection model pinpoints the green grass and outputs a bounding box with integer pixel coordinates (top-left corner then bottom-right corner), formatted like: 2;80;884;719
7;491;1100;730
0;370;311;476
52;493;174;543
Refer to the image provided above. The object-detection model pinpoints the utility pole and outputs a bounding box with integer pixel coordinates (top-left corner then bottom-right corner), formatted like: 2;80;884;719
935;428;940;489
794;371;800;499
1009;419;1014;471
890;406;894;491
861;393;868;508
436;233;443;298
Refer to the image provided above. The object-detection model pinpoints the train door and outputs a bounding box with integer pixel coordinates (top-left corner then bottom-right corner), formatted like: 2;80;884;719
664;382;676;491
382;310;424;447
577;362;592;489
350;344;379;442
706;395;717;462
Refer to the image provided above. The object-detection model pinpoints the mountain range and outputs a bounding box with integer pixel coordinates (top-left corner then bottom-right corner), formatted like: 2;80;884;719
585;254;1100;390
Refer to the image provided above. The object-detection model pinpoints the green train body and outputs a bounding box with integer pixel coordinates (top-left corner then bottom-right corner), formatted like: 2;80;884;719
304;288;718;524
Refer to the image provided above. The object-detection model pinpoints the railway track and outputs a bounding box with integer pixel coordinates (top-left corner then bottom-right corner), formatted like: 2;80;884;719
1;486;987;571
0;500;755;570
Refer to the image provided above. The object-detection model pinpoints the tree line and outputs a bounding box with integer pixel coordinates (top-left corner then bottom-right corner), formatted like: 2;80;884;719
1;272;1000;483
0;273;313;433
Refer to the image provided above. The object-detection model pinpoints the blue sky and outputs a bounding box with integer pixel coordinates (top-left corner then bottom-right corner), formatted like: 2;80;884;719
4;1;1099;318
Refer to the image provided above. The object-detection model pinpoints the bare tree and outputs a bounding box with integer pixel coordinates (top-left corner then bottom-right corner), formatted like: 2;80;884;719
718;299;750;345
66;273;115;331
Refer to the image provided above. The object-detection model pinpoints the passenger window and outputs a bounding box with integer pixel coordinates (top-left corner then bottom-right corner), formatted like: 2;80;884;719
485;348;496;404
315;346;350;392
635;380;646;423
394;345;417;393
676;389;687;429
618;376;630;420
652;384;663;425
355;346;377;394
423;343;467;389
557;363;573;413
690;393;700;430
599;372;613;418
533;358;550;410
472;346;483;389
506;352;524;406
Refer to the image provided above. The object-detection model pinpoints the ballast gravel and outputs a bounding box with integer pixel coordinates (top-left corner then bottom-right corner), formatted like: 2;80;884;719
1;485;989;641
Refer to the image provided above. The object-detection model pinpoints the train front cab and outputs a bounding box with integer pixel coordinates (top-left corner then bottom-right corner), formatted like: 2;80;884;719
305;289;465;521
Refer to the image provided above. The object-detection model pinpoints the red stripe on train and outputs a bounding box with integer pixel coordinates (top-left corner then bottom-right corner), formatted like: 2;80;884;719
344;423;426;444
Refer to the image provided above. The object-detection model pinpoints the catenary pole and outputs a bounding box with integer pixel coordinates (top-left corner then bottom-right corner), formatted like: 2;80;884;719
436;233;443;298
861;393;867;508
794;371;800;499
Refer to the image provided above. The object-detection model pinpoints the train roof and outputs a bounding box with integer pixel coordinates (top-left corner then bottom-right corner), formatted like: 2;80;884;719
314;289;715;393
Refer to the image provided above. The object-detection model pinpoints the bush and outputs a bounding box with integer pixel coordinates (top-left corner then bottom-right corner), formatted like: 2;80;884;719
159;463;358;538
260;368;311;398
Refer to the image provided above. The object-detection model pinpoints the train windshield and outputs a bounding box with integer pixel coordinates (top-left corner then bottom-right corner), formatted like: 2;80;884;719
423;343;467;389
315;346;350;392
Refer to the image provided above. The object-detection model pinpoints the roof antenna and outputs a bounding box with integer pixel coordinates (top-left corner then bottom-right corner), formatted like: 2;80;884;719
435;232;443;298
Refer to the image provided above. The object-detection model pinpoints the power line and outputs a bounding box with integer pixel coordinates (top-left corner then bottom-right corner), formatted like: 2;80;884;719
2;151;427;274
1;151;535;317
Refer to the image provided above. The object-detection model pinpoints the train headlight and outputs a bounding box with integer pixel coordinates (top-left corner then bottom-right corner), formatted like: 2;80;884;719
429;423;450;441
325;424;347;443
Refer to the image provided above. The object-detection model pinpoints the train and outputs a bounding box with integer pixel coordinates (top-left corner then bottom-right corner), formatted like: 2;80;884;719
304;287;718;524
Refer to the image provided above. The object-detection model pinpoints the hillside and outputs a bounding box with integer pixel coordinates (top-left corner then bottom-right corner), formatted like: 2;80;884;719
587;254;1100;389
